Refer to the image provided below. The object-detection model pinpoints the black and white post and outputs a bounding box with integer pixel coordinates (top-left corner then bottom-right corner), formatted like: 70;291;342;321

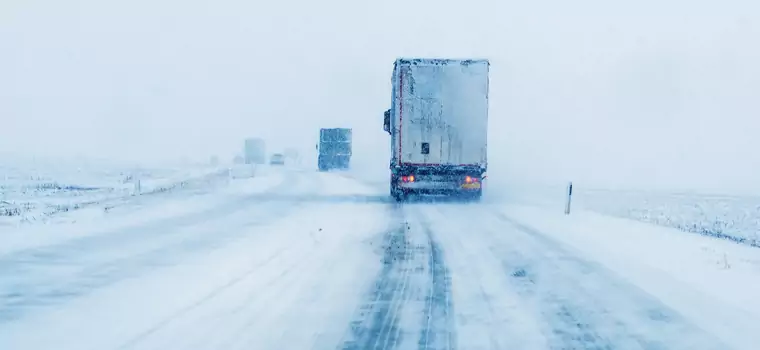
565;181;573;215
132;174;141;196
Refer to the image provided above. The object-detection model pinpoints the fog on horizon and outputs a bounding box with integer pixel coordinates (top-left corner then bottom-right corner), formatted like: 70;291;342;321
2;0;759;194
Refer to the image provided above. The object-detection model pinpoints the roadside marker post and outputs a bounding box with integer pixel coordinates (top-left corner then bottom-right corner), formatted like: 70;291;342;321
565;182;573;215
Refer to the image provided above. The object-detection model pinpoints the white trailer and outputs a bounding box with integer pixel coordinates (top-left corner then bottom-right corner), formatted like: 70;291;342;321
243;138;266;165
383;58;489;201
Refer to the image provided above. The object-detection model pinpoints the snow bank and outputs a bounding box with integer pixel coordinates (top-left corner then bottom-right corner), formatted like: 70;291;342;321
498;203;760;349
0;172;285;256
0;163;231;226
120;167;227;194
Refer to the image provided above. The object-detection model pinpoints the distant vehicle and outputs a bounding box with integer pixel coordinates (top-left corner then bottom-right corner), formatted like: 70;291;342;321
243;138;266;165
383;58;489;201
270;153;285;165
317;128;352;171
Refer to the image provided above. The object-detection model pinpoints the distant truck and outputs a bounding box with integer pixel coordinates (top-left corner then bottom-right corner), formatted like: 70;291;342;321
383;58;489;201
243;138;266;165
317;128;352;171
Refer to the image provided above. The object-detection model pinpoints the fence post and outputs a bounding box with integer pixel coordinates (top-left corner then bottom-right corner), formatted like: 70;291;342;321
134;178;141;195
565;181;573;215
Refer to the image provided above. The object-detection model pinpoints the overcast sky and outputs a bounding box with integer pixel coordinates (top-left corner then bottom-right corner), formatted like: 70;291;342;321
1;0;759;193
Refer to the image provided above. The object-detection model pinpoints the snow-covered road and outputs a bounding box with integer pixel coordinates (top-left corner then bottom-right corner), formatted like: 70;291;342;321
0;168;756;349
411;206;727;350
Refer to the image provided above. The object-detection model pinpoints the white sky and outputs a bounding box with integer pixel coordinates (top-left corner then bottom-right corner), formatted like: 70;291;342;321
1;0;759;193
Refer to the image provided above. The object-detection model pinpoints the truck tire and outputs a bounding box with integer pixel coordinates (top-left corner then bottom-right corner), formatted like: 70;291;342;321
390;176;405;202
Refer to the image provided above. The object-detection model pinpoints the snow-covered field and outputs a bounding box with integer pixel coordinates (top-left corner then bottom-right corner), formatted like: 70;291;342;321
577;190;760;246
0;160;233;226
501;185;760;248
0;165;286;256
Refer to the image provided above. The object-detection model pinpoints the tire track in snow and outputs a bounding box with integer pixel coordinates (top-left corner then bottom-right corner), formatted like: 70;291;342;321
115;237;303;350
423;205;538;349
340;205;456;350
118;199;392;350
416;211;456;350
489;211;727;350
116;228;316;350
488;212;652;349
193;238;324;350
341;206;412;350
208;221;346;350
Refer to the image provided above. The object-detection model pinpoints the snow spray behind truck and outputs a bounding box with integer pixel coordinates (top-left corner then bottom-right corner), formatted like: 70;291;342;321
317;128;352;171
383;58;489;201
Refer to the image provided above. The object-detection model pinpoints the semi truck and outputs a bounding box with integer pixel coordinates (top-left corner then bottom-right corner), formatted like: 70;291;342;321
383;58;489;201
243;138;266;165
317;128;352;171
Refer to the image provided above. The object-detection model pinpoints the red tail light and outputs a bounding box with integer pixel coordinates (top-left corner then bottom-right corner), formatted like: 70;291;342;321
464;176;480;183
401;175;415;182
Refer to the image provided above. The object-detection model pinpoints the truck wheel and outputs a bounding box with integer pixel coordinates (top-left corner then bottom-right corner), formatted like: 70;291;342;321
390;180;399;201
390;177;406;202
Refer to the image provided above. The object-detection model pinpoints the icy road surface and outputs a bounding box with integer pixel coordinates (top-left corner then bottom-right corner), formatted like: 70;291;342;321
0;168;756;349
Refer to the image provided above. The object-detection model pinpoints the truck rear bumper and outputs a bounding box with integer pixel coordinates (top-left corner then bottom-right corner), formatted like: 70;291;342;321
393;175;482;200
390;165;484;200
318;154;351;171
397;181;481;192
